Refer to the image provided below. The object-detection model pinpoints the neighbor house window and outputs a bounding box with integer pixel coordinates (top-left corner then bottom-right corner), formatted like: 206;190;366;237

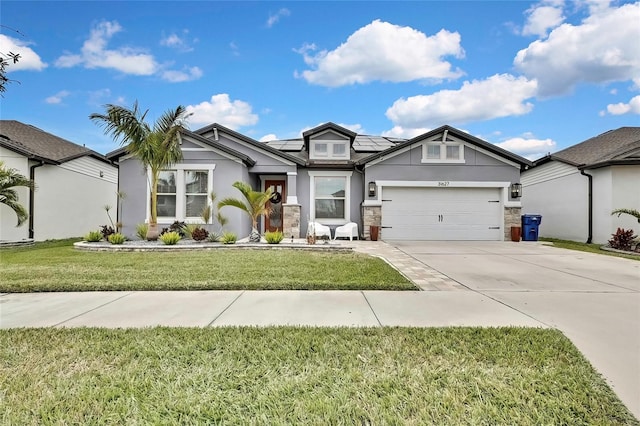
422;142;464;163
157;170;177;217
310;140;349;160
185;170;208;217
309;171;352;224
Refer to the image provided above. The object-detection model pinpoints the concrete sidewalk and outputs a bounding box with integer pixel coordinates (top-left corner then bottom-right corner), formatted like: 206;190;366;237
0;290;544;328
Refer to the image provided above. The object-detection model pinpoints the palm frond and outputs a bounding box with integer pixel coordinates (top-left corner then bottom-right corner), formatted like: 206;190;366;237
611;208;640;223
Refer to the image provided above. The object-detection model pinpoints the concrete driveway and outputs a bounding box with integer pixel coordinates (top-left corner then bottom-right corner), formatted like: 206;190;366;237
390;240;640;419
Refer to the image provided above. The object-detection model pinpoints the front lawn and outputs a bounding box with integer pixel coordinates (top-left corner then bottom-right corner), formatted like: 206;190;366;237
541;237;640;261
0;239;414;292
1;327;635;424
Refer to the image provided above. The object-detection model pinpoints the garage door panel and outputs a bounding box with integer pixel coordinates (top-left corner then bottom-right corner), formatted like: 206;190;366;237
381;187;502;241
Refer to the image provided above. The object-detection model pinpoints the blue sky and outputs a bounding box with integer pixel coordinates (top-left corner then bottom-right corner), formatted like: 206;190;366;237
2;0;639;159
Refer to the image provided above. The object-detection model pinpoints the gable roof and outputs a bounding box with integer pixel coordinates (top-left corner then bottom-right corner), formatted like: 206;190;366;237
533;127;640;169
193;123;305;166
357;125;532;168
302;122;357;150
0;120;111;165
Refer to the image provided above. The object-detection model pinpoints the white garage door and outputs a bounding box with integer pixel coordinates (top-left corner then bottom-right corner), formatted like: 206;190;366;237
381;187;502;241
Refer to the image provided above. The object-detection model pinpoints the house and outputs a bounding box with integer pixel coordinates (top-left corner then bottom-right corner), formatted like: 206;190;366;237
0;120;118;241
521;127;640;244
108;123;531;241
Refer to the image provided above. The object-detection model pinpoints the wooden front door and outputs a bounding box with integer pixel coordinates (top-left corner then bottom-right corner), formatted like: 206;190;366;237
265;180;286;232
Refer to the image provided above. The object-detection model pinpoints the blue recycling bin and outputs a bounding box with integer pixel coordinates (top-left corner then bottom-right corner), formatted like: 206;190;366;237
521;214;542;241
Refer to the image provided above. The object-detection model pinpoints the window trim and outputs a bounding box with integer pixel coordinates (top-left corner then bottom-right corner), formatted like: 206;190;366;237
147;164;216;223
421;142;465;164
308;171;352;225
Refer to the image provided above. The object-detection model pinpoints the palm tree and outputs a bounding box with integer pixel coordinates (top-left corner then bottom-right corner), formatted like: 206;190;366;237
218;181;273;242
0;161;34;227
611;208;640;224
90;102;189;240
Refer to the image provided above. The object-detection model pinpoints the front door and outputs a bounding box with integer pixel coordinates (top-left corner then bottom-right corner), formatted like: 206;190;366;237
265;180;286;232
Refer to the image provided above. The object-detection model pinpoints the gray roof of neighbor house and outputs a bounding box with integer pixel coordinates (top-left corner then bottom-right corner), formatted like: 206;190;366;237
534;127;640;169
0;120;111;164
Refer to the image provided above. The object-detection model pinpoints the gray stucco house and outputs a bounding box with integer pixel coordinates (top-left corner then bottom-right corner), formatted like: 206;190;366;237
107;123;531;241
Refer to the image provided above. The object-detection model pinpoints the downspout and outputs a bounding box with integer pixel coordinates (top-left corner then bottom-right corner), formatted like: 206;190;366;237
28;160;45;239
580;169;593;244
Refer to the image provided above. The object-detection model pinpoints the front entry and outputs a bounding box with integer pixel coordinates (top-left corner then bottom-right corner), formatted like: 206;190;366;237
265;179;286;232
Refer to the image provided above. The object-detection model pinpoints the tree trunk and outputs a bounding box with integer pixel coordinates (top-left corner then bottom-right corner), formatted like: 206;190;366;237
249;228;260;243
146;223;159;241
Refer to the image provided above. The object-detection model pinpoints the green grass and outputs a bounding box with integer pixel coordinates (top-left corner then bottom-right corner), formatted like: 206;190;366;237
1;327;636;425
541;237;640;261
0;239;414;292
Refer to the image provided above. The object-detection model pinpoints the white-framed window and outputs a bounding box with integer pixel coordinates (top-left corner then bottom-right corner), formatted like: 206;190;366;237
185;170;208;218
422;142;465;163
309;171;352;224
157;170;177;217
149;165;215;222
310;140;349;160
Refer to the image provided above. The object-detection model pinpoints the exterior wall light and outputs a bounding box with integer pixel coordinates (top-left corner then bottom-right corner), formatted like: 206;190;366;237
510;182;522;198
368;181;376;197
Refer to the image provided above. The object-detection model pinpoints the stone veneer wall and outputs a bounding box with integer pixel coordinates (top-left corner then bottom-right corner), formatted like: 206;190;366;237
282;204;301;239
504;206;522;240
362;205;382;240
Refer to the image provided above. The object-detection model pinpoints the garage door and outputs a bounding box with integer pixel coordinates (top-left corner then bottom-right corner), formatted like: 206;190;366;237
381;187;502;240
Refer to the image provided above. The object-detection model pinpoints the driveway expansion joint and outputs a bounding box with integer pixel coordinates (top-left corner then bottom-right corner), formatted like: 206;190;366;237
53;292;134;327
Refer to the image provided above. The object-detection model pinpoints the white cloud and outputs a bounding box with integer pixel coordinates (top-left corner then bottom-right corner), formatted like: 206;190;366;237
185;94;259;129
161;66;203;82
160;31;195;52
605;95;640;115
296;20;465;87
0;34;47;72
45;90;70;104
494;135;557;160
381;126;430;139
514;2;640;97
259;134;278;142
267;8;291;28
522;1;565;37
55;21;158;75
386;74;538;129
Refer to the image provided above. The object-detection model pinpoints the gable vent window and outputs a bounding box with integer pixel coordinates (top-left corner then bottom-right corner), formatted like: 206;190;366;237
310;140;349;160
422;142;465;163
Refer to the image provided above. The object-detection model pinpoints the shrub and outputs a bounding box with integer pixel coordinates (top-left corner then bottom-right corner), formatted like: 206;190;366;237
191;227;209;242
84;230;102;242
160;231;181;245
108;233;126;245
608;228;637;251
264;231;284;244
185;223;199;239
160;221;186;237
207;232;221;243
220;231;237;244
135;223;149;240
100;225;115;240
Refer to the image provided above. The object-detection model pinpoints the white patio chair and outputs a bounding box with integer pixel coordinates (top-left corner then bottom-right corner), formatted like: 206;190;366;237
308;222;332;239
333;222;358;241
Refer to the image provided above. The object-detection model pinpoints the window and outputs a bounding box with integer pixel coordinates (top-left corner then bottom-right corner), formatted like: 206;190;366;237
149;166;215;221
422;142;464;163
309;171;351;223
157;171;177;217
310;140;349;160
185;171;208;217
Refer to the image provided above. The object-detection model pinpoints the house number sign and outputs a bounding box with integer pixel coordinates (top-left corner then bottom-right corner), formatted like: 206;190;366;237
438;181;450;187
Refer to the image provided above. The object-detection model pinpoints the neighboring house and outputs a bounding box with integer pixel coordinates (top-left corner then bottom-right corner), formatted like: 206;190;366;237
521;127;640;244
108;123;530;241
0;120;118;241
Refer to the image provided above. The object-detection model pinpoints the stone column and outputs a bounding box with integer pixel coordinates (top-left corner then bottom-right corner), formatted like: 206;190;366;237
361;204;382;240
504;206;522;240
282;204;301;239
